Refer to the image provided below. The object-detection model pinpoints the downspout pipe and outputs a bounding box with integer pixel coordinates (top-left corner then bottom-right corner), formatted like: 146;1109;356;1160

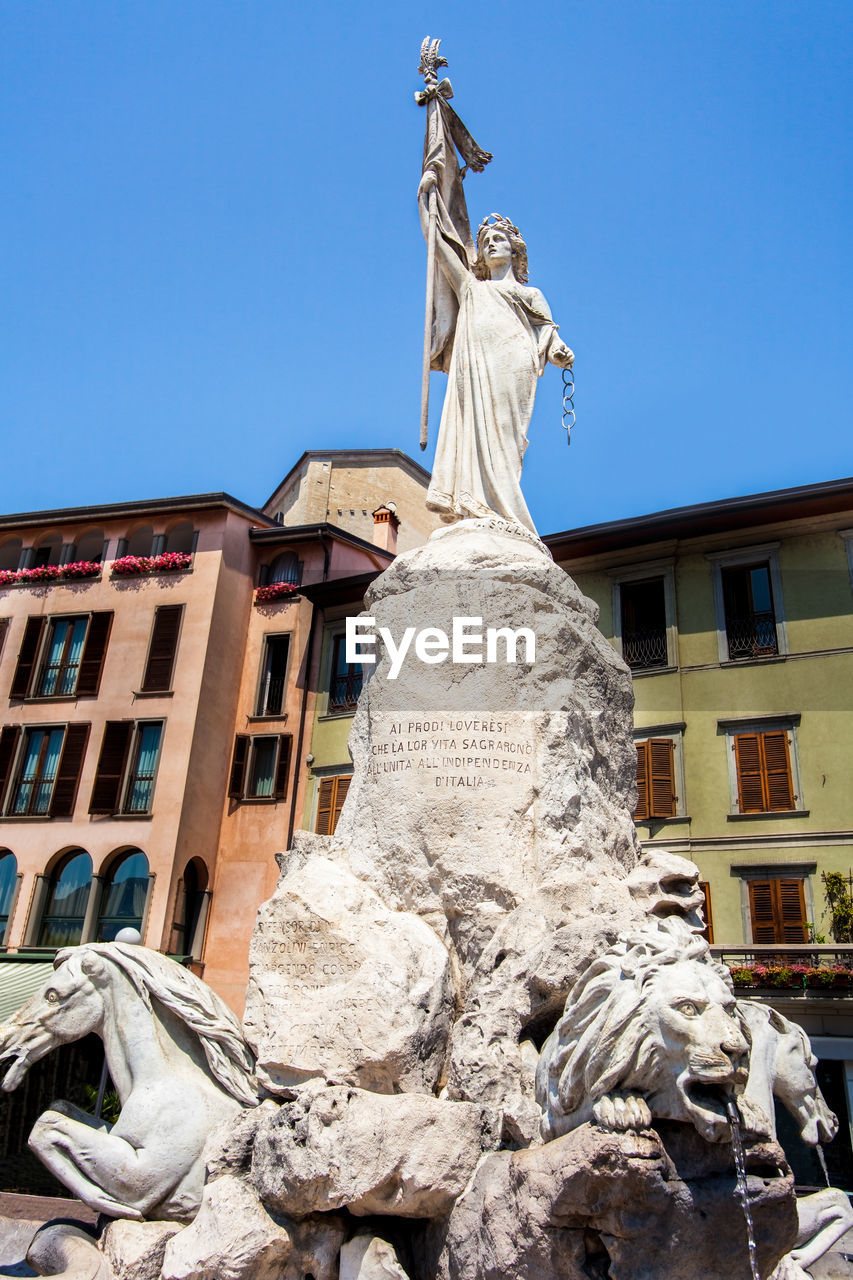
287;531;329;850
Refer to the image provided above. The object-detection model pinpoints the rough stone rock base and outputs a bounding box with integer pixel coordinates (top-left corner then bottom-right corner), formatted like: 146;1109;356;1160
420;1122;799;1280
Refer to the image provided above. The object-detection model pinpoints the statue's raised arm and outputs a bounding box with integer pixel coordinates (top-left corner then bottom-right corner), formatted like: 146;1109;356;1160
416;38;573;535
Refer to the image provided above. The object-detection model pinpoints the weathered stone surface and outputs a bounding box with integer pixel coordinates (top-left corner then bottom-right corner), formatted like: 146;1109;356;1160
100;1220;181;1280
340;1235;410;1280
244;855;454;1095
423;1122;798;1280
27;1221;111;1280
251;1080;501;1219
203;1099;280;1180
161;1175;291;1280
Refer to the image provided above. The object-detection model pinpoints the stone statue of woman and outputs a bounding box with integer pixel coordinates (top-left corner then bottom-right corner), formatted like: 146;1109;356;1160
418;171;574;535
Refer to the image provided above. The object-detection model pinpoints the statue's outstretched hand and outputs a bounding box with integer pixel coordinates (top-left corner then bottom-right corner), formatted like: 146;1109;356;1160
419;170;438;201
551;342;575;369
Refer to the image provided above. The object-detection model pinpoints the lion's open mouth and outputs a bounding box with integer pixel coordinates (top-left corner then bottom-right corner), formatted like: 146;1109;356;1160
680;1078;736;1140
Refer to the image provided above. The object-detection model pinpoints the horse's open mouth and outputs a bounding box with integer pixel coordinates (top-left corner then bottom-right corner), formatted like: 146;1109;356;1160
0;1050;29;1092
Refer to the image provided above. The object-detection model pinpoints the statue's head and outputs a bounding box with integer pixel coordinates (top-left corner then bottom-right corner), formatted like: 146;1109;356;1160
474;213;529;284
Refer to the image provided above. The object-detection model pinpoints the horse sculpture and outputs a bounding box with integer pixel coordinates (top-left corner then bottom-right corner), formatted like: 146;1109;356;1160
0;943;259;1221
739;1000;853;1280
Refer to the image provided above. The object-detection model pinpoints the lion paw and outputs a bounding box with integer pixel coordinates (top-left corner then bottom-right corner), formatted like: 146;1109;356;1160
593;1093;653;1131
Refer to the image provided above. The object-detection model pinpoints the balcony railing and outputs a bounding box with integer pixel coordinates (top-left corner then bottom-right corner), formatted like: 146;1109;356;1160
725;611;778;660
329;672;363;713
712;944;853;994
622;626;668;669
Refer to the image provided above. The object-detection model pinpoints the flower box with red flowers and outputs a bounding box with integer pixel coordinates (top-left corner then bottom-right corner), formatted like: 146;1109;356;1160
17;564;63;583
61;560;102;580
255;581;299;604
112;552;192;578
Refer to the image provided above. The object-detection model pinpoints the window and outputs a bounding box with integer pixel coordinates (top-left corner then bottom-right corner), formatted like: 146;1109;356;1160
89;720;164;816
37;851;93;948
165;522;195;556
699;882;714;944
32;536;61;568
256;635;290;716
610;561;677;672
0;619;9;663
7;725;91;818
0;538;22;572
73;529;107;564
169;858;210;959
633;729;685;821
748;877;808;944
0;851;18;944
732;728;796;813
96;850;150;941
329;633;363;712
141;605;183;693
11;612;113;700
315;775;350;835
262;552;301;587
707;544;786;663
229;733;292;801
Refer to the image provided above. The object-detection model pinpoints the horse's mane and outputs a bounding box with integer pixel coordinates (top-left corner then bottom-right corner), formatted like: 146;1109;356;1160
56;943;259;1107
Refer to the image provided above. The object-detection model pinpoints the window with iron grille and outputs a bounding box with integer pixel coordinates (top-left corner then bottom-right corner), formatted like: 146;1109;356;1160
256;635;290;716
721;563;778;660
619;578;668;670
328;633;363;713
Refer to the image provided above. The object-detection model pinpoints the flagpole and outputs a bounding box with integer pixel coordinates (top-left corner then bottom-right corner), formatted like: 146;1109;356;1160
420;184;437;452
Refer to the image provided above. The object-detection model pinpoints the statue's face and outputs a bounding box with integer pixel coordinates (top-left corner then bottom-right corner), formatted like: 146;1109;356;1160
480;227;513;274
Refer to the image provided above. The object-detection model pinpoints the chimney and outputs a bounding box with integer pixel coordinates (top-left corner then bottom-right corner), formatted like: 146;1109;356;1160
372;504;399;554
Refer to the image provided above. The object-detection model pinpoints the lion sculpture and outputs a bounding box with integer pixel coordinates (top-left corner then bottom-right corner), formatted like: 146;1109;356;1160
536;917;749;1143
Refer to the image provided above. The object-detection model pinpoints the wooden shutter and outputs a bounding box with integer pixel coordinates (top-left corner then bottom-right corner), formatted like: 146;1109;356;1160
634;743;649;820
649;739;677;817
0;726;21;811
76;612;113;695
331;776;350;833
699;882;714;943
762;731;795;810
748;877;806;944
634;739;676;819
141;605;183;693
229;735;249;798
734;734;766;812
0;618;9;661
89;721;133;814
273;734;293;800
49;724;91;817
10;617;45;699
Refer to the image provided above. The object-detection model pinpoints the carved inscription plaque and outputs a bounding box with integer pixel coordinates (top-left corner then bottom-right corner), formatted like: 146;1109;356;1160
366;713;537;792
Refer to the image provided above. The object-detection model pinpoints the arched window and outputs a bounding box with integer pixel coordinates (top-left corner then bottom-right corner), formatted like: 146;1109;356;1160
32;535;62;568
96;850;150;941
74;529;106;564
125;526;154;558
165;522;195;555
268;552;300;586
38;850;93;947
0;538;22;572
170;858;209;959
0;851;17;944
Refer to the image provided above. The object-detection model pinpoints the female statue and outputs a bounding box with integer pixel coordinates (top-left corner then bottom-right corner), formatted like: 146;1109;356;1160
419;171;574;534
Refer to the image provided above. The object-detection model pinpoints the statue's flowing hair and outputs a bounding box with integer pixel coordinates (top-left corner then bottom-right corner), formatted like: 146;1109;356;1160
547;918;733;1116
56;943;260;1107
473;213;529;284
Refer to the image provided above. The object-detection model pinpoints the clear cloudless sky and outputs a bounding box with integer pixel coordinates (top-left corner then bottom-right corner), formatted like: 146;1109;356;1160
2;1;851;534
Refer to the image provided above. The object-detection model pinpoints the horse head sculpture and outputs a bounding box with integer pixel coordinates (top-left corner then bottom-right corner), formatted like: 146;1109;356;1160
0;943;259;1222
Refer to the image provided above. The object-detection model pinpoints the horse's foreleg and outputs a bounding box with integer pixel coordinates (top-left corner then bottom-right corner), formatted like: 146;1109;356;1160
789;1187;853;1269
29;1109;145;1220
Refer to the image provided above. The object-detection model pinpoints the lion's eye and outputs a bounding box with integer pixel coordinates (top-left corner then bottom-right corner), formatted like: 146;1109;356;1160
675;1000;699;1017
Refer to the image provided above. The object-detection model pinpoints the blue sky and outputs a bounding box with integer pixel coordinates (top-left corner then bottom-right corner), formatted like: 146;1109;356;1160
2;1;851;535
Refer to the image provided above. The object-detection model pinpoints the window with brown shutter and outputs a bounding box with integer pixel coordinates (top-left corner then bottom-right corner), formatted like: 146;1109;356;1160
699;882;714;943
76;612;113;696
274;734;292;800
748;877;807;943
315;775;350;835
734;730;795;812
0;618;9;662
228;733;293;801
49;724;90;817
0;726;22;810
229;736;249;798
634;738;677;820
10;617;46;699
89;721;133;814
141;605;183;693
